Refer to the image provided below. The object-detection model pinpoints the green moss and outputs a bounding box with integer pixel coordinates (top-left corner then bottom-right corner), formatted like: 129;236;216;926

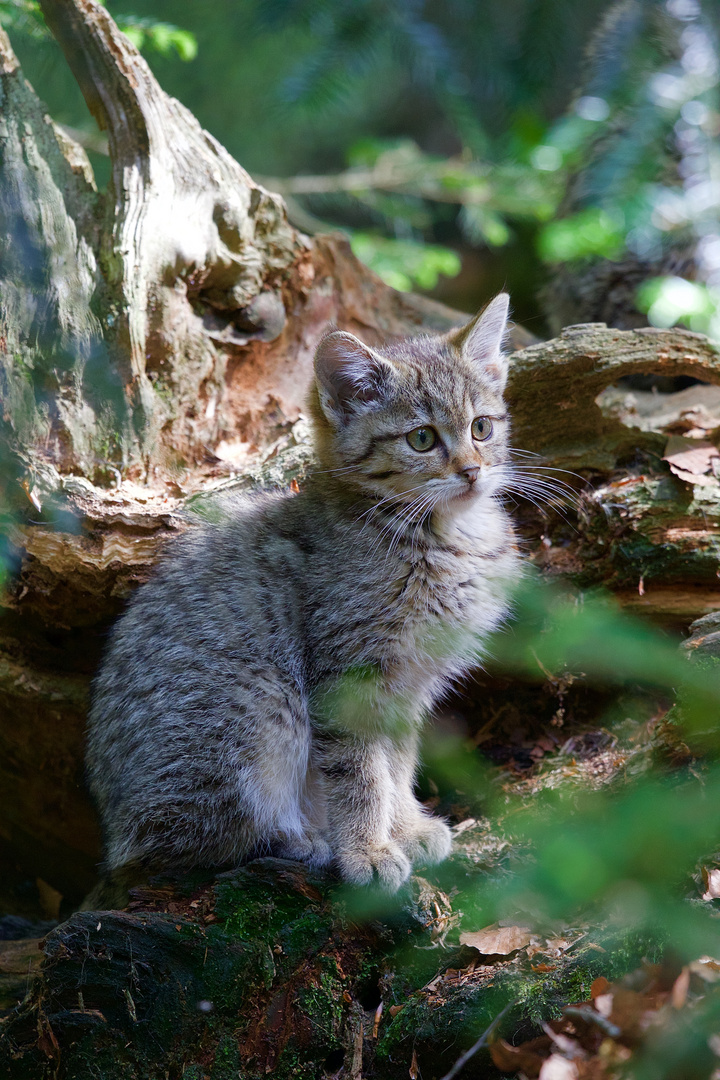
213;860;332;972
377;927;665;1075
281;910;334;960
574;470;720;588
296;957;346;1041
210;1034;244;1079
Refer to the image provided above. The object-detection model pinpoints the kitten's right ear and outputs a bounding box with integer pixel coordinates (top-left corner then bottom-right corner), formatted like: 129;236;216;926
314;331;392;425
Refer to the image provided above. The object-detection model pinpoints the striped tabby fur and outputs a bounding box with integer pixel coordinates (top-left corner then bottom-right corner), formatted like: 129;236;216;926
87;293;522;893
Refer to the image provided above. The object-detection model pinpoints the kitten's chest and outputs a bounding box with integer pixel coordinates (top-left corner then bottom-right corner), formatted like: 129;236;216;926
384;512;519;666
366;542;513;706
397;544;507;633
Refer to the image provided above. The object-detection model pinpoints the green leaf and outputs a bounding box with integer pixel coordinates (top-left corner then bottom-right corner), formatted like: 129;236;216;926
114;15;198;61
538;207;625;262
637;276;719;333
0;0;47;40
459;205;511;247
350;233;461;292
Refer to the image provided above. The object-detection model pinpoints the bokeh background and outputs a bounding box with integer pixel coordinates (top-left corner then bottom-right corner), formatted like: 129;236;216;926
5;0;720;336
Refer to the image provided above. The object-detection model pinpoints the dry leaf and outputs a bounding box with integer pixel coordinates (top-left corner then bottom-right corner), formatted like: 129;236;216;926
599;987;648;1043
372;1001;383;1039
460;923;532;955
489;1037;548;1076
590;976;611;999
22;478;42;512
594;993;613;1019
528;937;572;961
702;867;720;901
538;1056;579;1080
543;1024;582;1056
409;1048;419;1079
663;436;719;486
452;818;477;835
546;938;572;954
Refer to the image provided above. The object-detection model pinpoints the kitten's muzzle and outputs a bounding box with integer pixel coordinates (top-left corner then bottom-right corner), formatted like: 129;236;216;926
460;465;480;485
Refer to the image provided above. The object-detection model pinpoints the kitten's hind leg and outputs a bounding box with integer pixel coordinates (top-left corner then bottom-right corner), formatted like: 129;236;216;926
102;671;329;877
273;830;332;868
273;760;332;867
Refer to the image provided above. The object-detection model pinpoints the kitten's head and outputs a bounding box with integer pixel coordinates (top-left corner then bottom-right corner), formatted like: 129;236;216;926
309;293;512;513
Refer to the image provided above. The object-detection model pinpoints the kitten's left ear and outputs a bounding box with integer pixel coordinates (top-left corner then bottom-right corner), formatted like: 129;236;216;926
449;292;511;393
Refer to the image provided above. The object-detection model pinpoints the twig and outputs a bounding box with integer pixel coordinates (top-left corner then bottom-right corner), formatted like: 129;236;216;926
438;999;517;1080
256;157;492;206
562;1006;621;1038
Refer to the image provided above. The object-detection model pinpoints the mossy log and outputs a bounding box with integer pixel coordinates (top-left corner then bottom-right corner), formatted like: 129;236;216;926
1;854;660;1080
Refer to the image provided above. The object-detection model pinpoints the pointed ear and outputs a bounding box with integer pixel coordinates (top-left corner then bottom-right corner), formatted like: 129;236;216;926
450;292;511;393
314;331;393;425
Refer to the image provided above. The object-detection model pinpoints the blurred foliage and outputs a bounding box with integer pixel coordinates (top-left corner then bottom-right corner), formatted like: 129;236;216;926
421;580;720;1074
271;0;720;320
3;0;610;320
637;274;720;335
7;0;720;323
108;14;196;60
0;0;197;59
536;206;626;262
350;232;461;291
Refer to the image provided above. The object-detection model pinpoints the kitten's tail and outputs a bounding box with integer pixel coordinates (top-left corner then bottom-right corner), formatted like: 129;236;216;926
78;862;147;912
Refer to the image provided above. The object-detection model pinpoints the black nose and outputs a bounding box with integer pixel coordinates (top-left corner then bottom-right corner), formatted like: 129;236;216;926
461;466;480;484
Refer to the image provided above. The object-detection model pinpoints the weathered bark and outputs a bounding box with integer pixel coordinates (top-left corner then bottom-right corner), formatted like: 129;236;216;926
1;0;482;481
507;324;720;622
0;25;103;476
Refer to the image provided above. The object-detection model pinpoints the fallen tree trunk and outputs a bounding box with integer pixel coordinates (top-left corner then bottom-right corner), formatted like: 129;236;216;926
0;855;663;1080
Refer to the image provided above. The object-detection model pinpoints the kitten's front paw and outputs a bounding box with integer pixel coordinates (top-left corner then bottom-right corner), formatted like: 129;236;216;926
396;816;452;866
337;843;411;892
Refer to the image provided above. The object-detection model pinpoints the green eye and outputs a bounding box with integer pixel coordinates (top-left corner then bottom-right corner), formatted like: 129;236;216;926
406;426;438;452
471;417;493;442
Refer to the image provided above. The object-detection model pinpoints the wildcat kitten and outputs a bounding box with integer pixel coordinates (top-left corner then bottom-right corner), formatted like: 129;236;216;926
87;293;521;893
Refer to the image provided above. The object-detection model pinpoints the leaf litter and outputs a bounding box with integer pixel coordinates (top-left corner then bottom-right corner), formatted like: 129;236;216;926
486;958;720;1078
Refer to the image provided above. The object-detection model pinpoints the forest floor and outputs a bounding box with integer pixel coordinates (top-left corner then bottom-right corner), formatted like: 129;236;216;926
3;672;718;1080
